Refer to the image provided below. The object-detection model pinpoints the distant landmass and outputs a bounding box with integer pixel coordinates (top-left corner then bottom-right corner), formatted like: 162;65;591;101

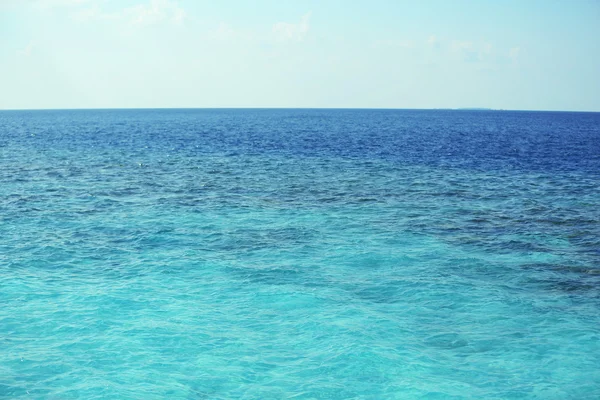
431;107;496;111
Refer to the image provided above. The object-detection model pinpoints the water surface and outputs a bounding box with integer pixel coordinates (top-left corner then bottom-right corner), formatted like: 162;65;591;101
1;109;599;398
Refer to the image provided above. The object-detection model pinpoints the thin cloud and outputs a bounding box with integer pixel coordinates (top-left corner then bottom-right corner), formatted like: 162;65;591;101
171;6;185;24
509;47;520;64
451;40;474;52
70;0;185;26
211;22;235;41
449;40;496;63
427;35;441;49
451;40;479;62
373;39;415;49
125;0;185;26
483;42;492;55
32;0;91;9
273;12;311;42
17;41;34;56
71;3;106;21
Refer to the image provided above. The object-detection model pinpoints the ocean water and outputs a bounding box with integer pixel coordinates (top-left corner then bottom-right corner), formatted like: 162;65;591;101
1;108;599;399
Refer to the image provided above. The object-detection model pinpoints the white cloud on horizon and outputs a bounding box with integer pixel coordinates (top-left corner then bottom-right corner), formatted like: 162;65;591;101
273;12;311;42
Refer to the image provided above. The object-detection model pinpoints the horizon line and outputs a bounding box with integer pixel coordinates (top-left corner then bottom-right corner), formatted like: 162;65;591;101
1;106;599;113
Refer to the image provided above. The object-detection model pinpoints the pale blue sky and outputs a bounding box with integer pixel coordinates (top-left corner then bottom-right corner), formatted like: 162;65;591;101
1;0;599;110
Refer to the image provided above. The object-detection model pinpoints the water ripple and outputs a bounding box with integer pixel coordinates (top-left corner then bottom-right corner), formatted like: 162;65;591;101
1;109;599;398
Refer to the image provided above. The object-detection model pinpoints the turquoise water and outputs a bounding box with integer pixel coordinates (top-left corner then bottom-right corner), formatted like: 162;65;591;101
1;109;599;398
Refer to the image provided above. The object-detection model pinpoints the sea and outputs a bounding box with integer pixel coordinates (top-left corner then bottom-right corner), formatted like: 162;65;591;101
1;108;599;399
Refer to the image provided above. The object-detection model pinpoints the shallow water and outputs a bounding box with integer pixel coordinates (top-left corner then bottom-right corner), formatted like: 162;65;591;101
1;109;599;398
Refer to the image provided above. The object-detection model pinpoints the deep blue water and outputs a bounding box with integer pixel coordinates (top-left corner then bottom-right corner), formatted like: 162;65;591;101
1;109;599;399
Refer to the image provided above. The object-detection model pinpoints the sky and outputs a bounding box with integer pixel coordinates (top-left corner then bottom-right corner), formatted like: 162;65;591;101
1;0;599;111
